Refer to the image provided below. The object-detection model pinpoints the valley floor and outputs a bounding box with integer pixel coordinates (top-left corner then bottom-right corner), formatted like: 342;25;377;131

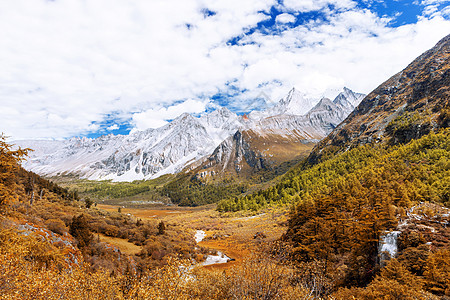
95;203;289;270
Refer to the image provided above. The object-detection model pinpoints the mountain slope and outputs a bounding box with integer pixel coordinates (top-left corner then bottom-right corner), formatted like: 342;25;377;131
191;89;364;180
219;34;450;213
16;87;365;183
216;36;450;298
17;112;245;182
309;34;450;163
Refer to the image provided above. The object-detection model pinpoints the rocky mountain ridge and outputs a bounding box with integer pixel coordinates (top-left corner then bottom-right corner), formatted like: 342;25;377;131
309;34;450;163
187;89;366;179
16;87;366;182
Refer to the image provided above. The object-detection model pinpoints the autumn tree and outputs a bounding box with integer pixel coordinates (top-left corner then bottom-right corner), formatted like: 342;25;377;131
84;197;93;209
157;221;166;235
0;134;28;212
69;214;93;249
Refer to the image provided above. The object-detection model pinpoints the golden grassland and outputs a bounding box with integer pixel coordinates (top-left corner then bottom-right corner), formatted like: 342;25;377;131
97;233;142;255
96;203;290;270
96;204;190;220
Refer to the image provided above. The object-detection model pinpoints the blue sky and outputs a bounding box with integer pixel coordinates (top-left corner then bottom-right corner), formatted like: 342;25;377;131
1;0;449;140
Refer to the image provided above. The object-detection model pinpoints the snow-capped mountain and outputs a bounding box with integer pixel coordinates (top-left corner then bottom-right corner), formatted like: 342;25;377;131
17;111;246;181
193;90;365;177
16;87;365;182
250;87;365;139
198;107;244;145
249;87;323;120
332;87;366;115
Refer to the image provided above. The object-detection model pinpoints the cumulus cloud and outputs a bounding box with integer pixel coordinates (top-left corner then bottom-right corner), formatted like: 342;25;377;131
232;9;450;102
421;0;450;4
283;0;356;12
131;99;210;131
0;0;449;139
107;124;119;131
276;13;296;23
419;0;450;17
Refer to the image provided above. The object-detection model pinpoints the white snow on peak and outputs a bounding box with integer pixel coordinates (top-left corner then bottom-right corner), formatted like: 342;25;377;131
249;87;318;119
277;87;318;115
199;107;245;145
16;87;365;182
249;87;364;120
333;87;366;114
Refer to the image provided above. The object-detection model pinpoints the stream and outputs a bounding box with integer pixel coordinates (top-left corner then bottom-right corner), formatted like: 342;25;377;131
378;230;401;266
195;230;231;266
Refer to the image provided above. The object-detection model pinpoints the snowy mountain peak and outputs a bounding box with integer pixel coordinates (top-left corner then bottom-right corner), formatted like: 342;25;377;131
279;87;315;115
249;87;319;120
281;87;299;104
216;106;232;115
316;97;334;106
200;108;234;126
201;107;236;124
336;87;365;105
17;86;366;182
173;112;196;123
310;97;338;113
333;87;366;114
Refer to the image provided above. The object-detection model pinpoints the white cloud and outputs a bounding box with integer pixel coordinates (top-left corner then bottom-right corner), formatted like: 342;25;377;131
107;124;119;131
420;0;450;17
232;10;450;102
283;0;356;12
421;0;450;5
276;13;296;23
131;99;210;131
0;0;449;139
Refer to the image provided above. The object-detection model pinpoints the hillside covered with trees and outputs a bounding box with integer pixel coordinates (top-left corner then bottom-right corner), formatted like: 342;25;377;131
2;30;450;300
0;134;321;299
215;34;450;298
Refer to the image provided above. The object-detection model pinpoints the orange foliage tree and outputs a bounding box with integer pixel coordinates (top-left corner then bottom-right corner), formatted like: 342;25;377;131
0;134;28;211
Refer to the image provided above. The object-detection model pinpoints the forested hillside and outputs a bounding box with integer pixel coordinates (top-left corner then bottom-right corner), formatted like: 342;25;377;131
0;134;203;295
0;135;317;299
309;34;450;163
216;34;450;299
218;128;450;212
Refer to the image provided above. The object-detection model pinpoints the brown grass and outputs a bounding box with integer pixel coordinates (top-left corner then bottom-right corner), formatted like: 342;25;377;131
97;233;142;255
97;204;289;269
97;204;190;220
165;206;289;269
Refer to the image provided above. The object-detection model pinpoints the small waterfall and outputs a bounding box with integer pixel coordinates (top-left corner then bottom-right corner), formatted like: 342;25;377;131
378;231;401;267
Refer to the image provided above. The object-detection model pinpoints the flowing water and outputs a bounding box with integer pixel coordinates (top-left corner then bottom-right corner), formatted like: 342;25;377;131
378;230;401;266
195;230;231;266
